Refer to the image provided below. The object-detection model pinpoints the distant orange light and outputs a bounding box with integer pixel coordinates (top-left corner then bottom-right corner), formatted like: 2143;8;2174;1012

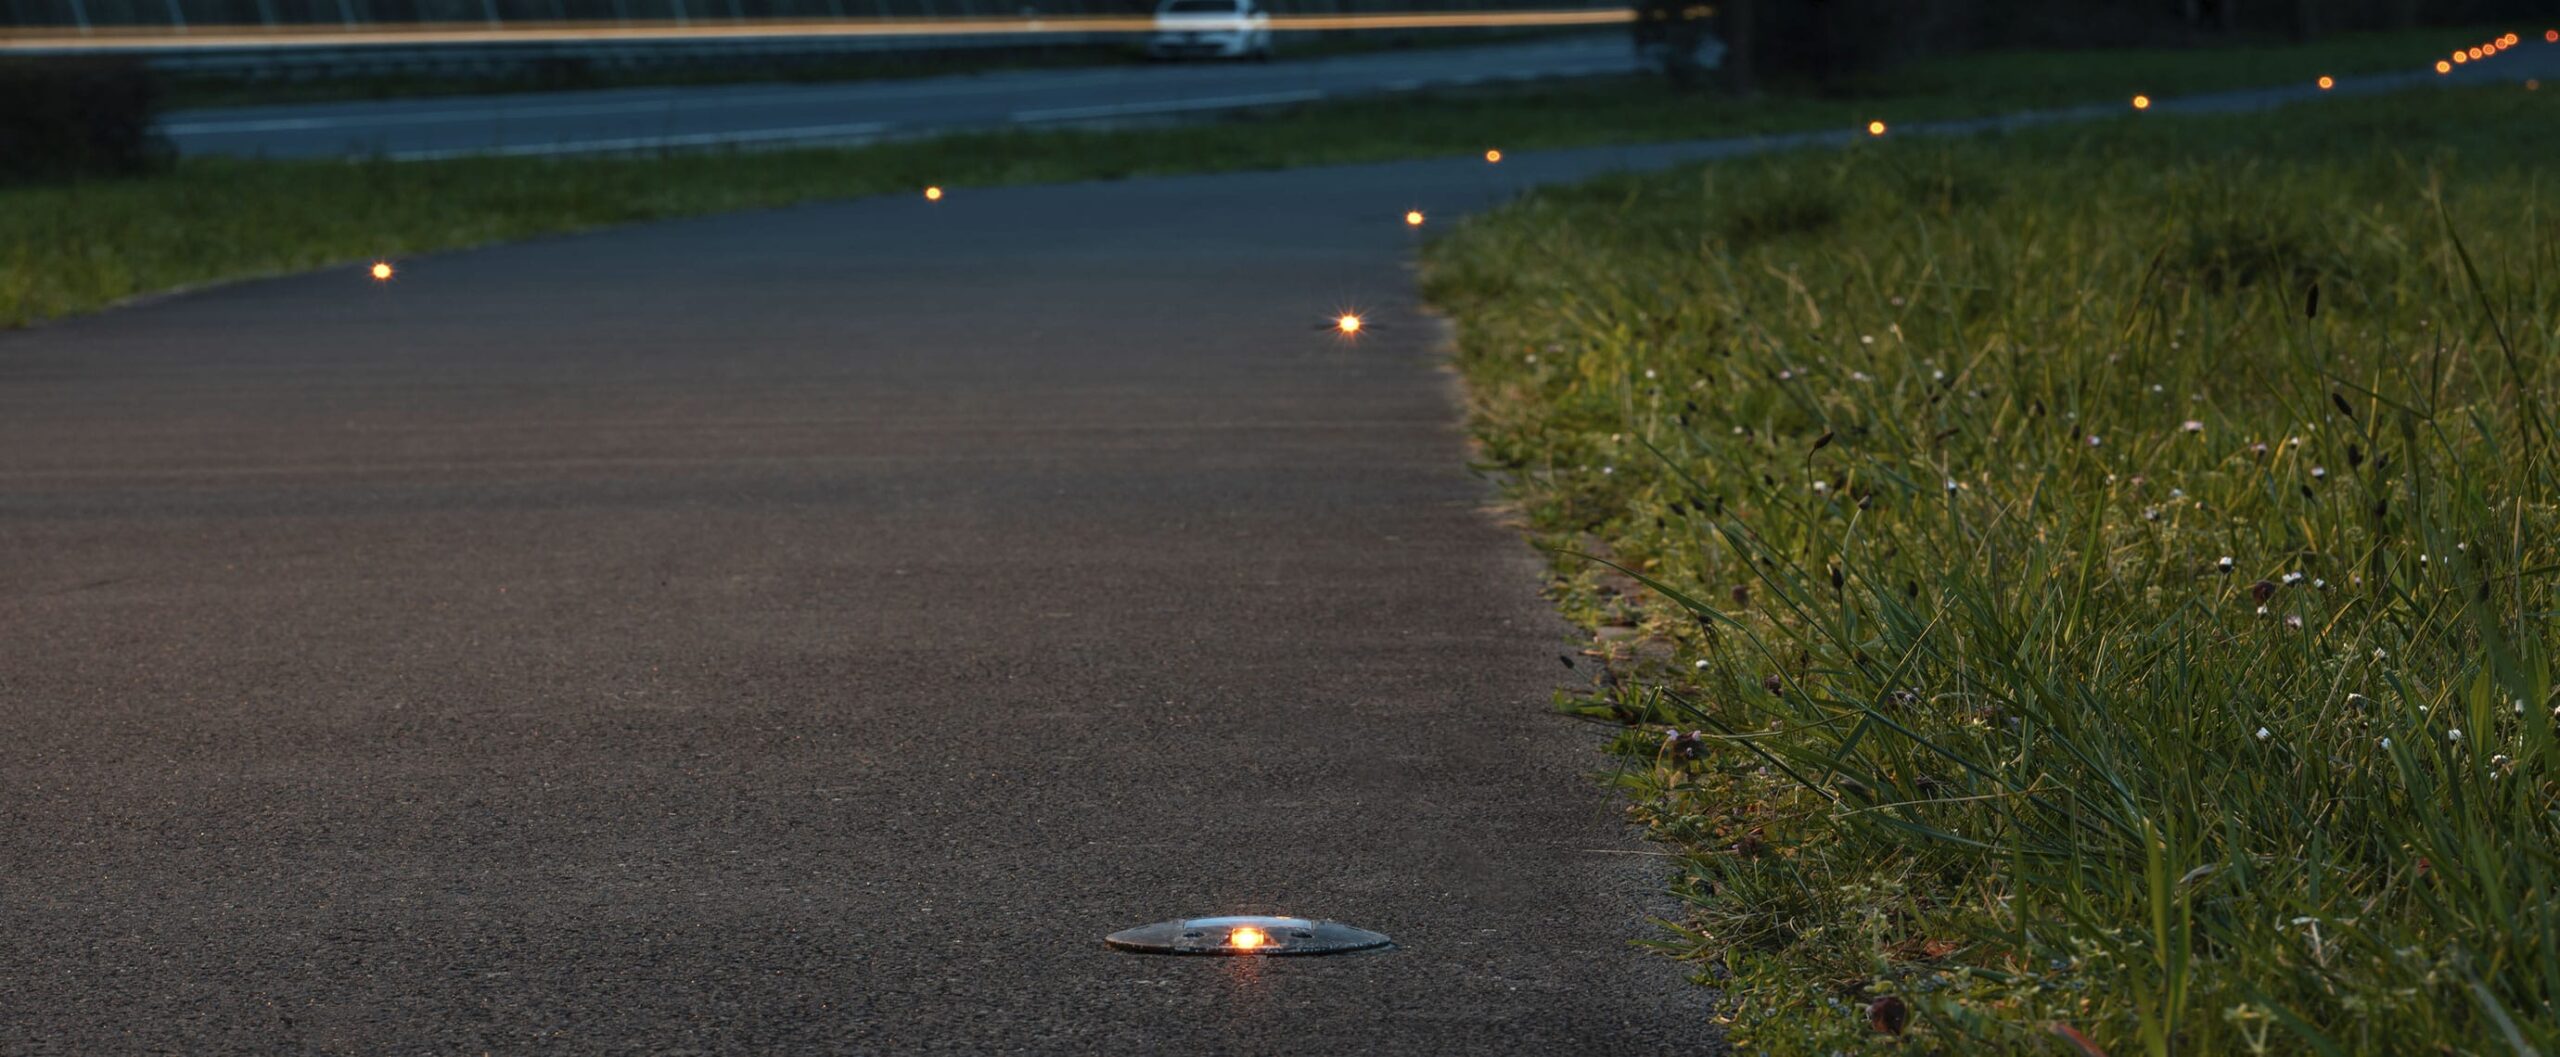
1229;926;1268;950
2530;79;2542;91
2452;51;2467;64
1483;149;1502;163
1404;210;1425;227
1336;313;1363;335
2131;94;2151;110
2467;47;2482;59
1866;119;1886;136
2316;75;2333;90
923;185;943;201
369;261;393;281
2436;60;2452;74
2547;29;2557;43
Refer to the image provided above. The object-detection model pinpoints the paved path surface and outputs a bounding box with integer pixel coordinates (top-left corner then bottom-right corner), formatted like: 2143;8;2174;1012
10;48;2555;1055
160;35;1636;159
0;145;1740;1055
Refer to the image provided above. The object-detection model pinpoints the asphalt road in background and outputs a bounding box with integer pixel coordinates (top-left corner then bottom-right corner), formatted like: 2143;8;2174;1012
11;51;2554;1055
160;35;1637;159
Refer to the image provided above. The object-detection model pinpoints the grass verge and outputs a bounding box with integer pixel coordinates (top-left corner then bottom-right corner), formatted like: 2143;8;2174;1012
0;24;2507;331
1421;82;2558;1053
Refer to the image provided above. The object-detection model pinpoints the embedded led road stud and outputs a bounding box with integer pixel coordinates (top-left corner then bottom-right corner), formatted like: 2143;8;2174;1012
924;185;943;201
1405;210;1425;227
1105;916;1392;957
2437;60;2452;74
1866;120;1886;136
1483;149;1502;163
369;261;394;281
2316;75;2333;90
1337;313;1364;335
2131;94;2151;110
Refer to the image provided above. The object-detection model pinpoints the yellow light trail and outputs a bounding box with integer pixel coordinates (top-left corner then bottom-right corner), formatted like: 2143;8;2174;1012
0;8;1633;51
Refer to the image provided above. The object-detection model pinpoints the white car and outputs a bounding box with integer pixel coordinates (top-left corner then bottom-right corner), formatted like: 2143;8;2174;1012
1146;0;1273;61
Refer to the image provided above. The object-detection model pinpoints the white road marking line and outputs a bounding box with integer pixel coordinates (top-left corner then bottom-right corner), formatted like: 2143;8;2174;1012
385;119;891;159
1011;88;1324;123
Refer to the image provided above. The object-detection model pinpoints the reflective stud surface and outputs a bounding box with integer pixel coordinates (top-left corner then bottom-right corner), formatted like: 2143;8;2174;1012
1106;915;1392;957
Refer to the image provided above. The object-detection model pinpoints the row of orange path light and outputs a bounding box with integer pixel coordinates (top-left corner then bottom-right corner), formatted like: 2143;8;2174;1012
1863;27;2554;138
368;28;2556;301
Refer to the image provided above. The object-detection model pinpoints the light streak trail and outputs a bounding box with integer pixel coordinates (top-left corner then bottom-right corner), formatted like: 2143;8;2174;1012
0;9;1634;52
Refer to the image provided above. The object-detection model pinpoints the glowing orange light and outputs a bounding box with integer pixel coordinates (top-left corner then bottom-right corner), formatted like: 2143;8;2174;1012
2452;51;2467;64
923;185;943;201
1336;313;1363;335
1404;210;1425;227
1483;149;1502;164
2467;47;2482;59
369;261;393;281
2131;94;2151;110
2547;29;2557;43
2436;60;2452;74
2530;79;2542;91
1866;120;1886;136
2316;75;2333;90
1229;926;1268;950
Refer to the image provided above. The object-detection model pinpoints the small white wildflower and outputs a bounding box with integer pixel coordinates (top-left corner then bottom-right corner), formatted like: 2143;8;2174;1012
2151;384;2166;394
2288;437;2303;447
1932;369;1947;382
1812;481;1829;494
1600;465;1614;476
2448;728;2465;743
1777;369;1794;381
1851;370;1872;382
1525;354;1537;363
1643;368;1657;380
2380;737;2393;749
2182;420;2204;433
2256;727;2272;741
1945;478;1960;493
2373;647;2388;661
2144;507;2160;521
2285;614;2303;631
2313;578;2327;590
2256;605;2270;617
2218;556;2235;572
1695;659;1710;670
1860;334;1874;345
2282;572;2303;584
2087;435;2103;447
2171;488;2186;499
2456;542;2467;551
2310;466;2327;479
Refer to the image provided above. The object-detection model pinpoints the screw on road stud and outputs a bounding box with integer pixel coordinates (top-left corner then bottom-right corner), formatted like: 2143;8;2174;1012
1106;916;1392;957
